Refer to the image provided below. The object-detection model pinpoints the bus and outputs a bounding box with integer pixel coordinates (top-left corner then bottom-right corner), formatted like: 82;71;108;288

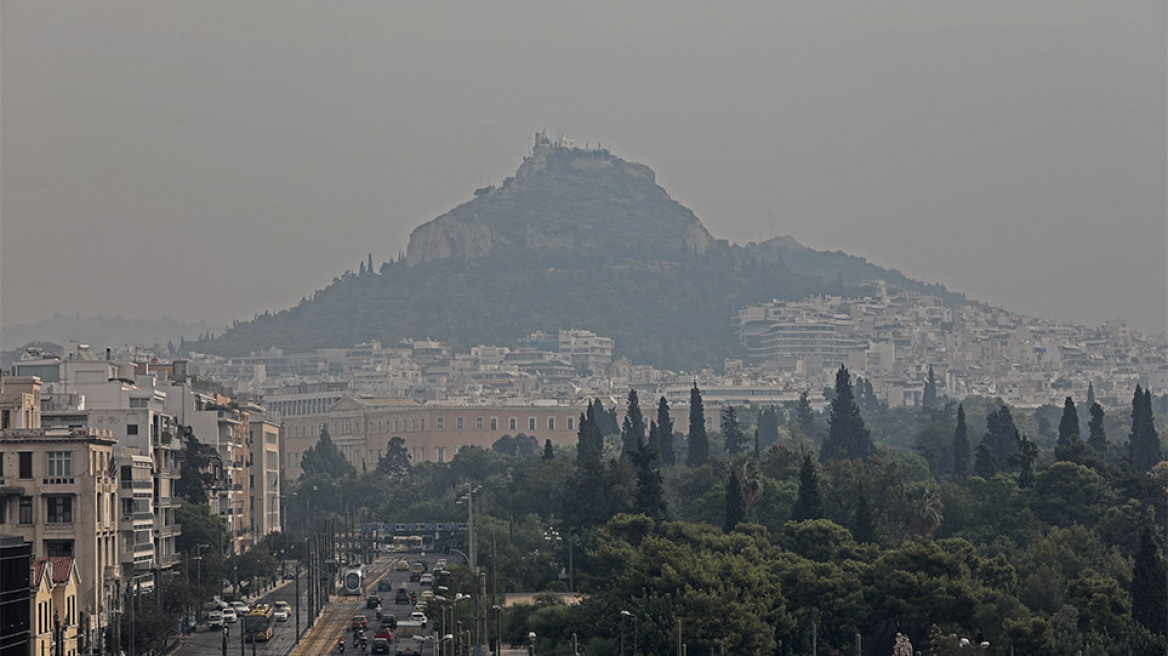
243;605;275;642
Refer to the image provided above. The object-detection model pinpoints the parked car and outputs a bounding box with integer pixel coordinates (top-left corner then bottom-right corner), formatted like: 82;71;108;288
208;611;224;630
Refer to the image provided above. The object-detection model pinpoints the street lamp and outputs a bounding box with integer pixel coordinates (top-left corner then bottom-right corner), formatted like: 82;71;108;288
620;610;636;656
492;605;502;656
527;631;536;656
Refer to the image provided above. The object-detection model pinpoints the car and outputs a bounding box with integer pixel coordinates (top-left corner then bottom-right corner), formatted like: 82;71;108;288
395;560;410;571
377;578;393;591
222;607;238;624
408;611;426;624
419;573;433;586
367;596;383;609
371;638;391;654
419;590;434;602
374;627;394;641
414;601;426;613
380;615;397;629
395;590;410;604
231;602;250;618
435;559;447;570
352;615;369;630
409;572;420;582
274;601;291;613
273;607;289;622
208;611;224;630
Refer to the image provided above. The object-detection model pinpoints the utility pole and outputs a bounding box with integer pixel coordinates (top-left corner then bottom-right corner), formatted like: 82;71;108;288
295;560;301;643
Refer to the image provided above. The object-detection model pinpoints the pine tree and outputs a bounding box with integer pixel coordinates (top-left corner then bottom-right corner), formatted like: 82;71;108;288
1131;526;1168;636
853;489;875;543
1129;385;1162;473
686;383;709;467
821;365;873;462
300;425;355;479
792;454;822;521
724;467;745;533
973;443;995;479
952;403;970;481
922;365;937;408
622;389;646;459
795;390;817;439
721;405;747;456
1087;402;1108;456
376;436;411;481
656;397;676;466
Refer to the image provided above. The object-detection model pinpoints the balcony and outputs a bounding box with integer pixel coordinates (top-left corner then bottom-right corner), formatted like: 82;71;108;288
41;477;76;486
155;523;182;537
43;522;75;535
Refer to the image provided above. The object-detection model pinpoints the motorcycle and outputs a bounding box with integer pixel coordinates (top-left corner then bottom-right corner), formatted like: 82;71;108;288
338;638;346;653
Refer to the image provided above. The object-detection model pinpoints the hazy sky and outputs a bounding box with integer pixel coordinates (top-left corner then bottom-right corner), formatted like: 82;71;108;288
3;1;1165;337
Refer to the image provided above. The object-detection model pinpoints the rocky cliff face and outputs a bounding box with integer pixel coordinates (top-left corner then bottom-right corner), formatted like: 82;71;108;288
406;141;715;266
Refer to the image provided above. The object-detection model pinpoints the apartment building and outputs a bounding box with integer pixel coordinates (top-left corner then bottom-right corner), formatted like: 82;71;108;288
249;419;282;539
0;534;32;656
0;401;119;654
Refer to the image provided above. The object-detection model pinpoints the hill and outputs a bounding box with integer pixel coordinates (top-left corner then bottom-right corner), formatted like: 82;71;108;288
194;138;961;370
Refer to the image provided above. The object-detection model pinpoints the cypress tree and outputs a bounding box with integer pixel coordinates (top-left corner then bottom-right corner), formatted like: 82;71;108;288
543;439;554;460
686;383;709;467
922;365;937;408
853;489;876;543
1087;402;1108;456
724;467;745;533
1131;526;1168;636
1086;382;1096;410
821;365;873;462
1011;433;1038;488
753;428;760;459
757;405;780;450
795;390;817;439
1129;385;1162;473
1055;396;1085;462
952;403;970;481
647;421;660;460
656;397;676;466
622;389;646;458
792;454;822;521
973;443;995;479
631;438;666;522
721;405;747;457
984;405;1019;474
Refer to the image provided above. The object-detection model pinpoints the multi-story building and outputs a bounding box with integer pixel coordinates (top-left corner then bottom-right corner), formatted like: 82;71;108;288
249;419;282;539
281;397;582;478
0;534;32;656
0;377;118;655
31;556;79;656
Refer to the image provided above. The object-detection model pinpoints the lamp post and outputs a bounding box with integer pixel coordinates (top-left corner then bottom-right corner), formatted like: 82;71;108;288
492;605;502;656
527;631;536;656
620;611;637;656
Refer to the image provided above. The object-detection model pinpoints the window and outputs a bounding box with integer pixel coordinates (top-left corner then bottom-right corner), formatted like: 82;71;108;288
19;497;32;524
437;447;446;463
568;417;575;430
528;418;536;431
476;417;484;430
1;409;9;429
509;418;517;431
547;417;556;430
126;424;139;436
129;397;149;409
18;452;32;479
47;451;72;477
0;497;5;524
411;418;417;432
490;418;498;431
46;496;72;523
437;417;445;431
421;419;425;431
456;417;464;430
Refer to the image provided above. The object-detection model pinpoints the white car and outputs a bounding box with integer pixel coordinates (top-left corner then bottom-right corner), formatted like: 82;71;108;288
273;607;289;622
232;602;250;618
207;611;224;630
222;607;238;624
409;611;426;624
